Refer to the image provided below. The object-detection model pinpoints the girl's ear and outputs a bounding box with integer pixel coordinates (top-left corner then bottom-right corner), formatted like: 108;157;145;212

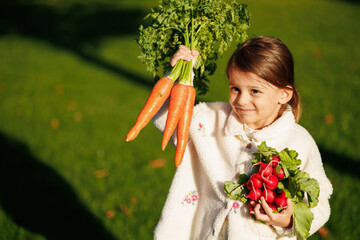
279;87;293;104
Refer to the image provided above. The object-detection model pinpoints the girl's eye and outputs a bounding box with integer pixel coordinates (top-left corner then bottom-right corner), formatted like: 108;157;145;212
231;87;240;92
251;89;260;94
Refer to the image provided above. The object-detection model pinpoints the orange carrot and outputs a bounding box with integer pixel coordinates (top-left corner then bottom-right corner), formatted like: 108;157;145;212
126;77;173;142
161;84;189;150
174;85;196;167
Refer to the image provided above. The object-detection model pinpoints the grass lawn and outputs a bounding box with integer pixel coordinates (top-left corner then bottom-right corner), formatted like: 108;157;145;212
0;0;359;239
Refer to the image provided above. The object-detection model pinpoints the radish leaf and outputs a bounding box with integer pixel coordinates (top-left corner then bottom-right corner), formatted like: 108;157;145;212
278;148;302;171
293;202;314;240
224;181;248;202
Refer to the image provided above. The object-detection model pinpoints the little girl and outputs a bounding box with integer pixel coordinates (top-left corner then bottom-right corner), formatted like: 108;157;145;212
152;36;332;240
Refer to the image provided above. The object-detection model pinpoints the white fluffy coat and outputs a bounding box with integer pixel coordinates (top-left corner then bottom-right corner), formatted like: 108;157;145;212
153;101;332;240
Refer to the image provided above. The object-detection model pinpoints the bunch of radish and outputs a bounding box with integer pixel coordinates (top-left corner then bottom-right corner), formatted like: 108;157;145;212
225;141;320;239
245;156;288;214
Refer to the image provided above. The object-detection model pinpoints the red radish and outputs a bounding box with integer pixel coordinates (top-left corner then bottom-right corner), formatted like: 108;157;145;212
262;175;279;190
275;197;287;208
273;166;285;179
278;190;286;198
275;191;288;208
271;156;280;167
258;162;273;177
247;174;263;189
251;173;262;181
249;203;255;216
249;204;254;211
246;180;252;190
261;189;276;203
246;188;261;201
246;174;262;190
268;203;279;213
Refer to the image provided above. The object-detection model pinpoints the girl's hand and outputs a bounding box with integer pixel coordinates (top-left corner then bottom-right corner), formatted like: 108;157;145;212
250;197;293;228
170;45;199;68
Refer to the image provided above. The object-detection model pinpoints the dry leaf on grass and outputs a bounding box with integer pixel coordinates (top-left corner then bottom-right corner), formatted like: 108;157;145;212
50;118;60;130
120;204;132;216
149;158;166;168
55;84;64;95
0;82;5;93
106;210;115;219
317;226;329;238
312;48;323;59
73;111;83;122
67;100;77;111
94;168;109;179
130;196;138;205
324;114;334;125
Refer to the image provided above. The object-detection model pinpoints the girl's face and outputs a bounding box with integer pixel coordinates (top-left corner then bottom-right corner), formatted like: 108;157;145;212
228;68;292;130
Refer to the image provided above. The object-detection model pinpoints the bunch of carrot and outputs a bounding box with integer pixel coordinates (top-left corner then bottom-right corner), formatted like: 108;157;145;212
126;0;250;167
126;59;196;167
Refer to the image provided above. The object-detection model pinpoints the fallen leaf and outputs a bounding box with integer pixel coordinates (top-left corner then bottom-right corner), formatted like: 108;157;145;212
312;48;322;59
73;111;83;122
50;118;60;130
324;114;334;125
16;107;23;116
55;84;64;95
317;226;329;238
67;100;77;111
0;82;5;93
348;63;355;72
130;196;138;205
94;168;109;179
149;158;166;168
37;74;45;83
106;210;115;219
120;204;132;216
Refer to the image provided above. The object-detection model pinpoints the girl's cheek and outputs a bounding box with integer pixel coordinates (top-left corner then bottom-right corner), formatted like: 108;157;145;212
229;94;234;106
229;98;237;109
229;91;237;105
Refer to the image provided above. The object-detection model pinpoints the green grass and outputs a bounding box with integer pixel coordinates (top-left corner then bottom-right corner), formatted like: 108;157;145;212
0;0;359;239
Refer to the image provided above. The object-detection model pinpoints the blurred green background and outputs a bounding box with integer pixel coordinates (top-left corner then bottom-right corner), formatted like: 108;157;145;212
0;0;359;239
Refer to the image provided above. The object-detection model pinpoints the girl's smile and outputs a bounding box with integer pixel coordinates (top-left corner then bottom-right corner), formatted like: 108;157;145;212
228;69;292;130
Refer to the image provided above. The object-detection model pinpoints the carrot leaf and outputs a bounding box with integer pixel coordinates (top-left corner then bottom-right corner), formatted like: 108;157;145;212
137;0;250;95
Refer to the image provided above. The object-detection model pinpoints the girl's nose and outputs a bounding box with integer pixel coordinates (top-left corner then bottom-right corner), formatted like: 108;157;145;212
236;92;250;105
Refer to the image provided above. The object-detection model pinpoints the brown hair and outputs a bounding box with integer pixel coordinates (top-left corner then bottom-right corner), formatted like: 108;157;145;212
226;36;302;122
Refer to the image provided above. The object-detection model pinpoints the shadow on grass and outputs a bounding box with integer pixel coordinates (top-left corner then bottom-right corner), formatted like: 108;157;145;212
319;147;360;179
0;132;116;240
340;0;360;4
0;0;154;88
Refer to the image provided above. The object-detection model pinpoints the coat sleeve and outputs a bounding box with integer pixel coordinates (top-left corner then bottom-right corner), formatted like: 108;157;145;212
152;102;205;239
153;141;201;240
302;143;333;235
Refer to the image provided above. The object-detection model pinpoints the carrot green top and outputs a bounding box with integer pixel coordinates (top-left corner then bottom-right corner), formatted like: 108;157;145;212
137;0;250;95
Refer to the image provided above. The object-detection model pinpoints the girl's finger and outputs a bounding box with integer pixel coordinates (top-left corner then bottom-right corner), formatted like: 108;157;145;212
282;198;293;215
190;49;199;68
191;49;199;56
170;52;193;66
170;45;199;67
260;197;274;217
253;202;270;223
249;200;256;206
287;198;293;211
179;45;191;51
